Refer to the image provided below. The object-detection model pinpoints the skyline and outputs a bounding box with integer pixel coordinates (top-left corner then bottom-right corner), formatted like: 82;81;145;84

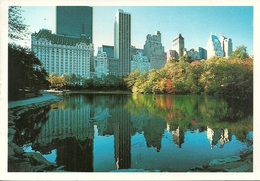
19;6;253;56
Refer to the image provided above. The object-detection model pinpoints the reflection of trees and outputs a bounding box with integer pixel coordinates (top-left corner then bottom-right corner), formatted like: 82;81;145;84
125;94;253;138
13;106;50;146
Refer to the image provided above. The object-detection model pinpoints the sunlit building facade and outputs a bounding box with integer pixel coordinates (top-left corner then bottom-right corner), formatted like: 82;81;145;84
144;31;166;70
183;48;200;61
172;33;185;58
31;29;94;78
219;35;233;58
114;9;131;77
131;51;150;73
207;33;225;59
94;47;109;78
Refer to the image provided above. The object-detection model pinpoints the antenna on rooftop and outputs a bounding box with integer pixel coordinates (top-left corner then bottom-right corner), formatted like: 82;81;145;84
44;18;46;29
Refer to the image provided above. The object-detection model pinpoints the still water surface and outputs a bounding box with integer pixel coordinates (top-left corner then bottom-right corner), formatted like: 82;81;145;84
16;94;253;172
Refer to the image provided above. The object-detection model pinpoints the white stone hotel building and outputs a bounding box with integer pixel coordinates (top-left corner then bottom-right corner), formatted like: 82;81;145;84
31;29;94;78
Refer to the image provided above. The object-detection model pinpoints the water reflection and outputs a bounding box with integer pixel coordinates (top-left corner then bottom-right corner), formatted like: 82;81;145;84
14;94;253;172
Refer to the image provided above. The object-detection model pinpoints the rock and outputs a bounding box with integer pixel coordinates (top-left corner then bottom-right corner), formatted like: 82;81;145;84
8;121;16;126
8;161;34;172
8;155;20;162
55;165;66;170
23;152;57;167
8;145;16;157
8;128;17;135
110;169;161;172
208;156;241;166
8;142;24;156
225;161;253;172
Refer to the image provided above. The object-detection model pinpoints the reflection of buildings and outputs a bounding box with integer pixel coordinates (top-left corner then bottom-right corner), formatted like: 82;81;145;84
110;95;131;169
55;137;94;171
143;117;166;152
171;127;184;148
32;97;95;171
206;126;232;149
34;104;93;145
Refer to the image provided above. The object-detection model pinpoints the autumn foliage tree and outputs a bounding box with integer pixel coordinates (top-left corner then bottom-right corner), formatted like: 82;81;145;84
124;46;253;101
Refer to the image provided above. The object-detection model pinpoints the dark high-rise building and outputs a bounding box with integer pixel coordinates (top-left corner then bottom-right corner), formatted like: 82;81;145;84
114;9;131;77
56;6;93;42
102;45;114;58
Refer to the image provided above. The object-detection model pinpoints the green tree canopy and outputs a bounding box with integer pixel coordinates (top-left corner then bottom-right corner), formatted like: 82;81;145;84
8;44;49;100
8;6;30;41
229;45;249;60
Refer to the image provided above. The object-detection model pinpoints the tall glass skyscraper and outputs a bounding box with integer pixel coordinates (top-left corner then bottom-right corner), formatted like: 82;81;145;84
114;9;131;77
56;6;93;43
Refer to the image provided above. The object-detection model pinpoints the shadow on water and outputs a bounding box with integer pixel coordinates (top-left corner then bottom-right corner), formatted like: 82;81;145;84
11;94;253;172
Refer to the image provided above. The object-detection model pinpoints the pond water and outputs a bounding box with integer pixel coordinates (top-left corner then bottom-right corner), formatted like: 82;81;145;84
13;94;253;172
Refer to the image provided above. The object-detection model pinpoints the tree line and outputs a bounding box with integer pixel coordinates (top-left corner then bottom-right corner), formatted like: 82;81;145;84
124;46;253;101
48;73;126;90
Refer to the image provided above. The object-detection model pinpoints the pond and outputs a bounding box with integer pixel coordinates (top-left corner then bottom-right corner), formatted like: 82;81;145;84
13;94;253;172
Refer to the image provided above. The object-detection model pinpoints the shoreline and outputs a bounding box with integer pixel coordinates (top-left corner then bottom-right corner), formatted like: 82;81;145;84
64;90;132;95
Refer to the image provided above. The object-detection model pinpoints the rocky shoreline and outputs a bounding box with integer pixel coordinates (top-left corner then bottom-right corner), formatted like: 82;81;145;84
188;148;253;172
8;93;65;172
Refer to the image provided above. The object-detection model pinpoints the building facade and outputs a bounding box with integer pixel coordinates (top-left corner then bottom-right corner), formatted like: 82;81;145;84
166;50;178;62
31;29;94;78
114;9;131;77
94;47;109;78
196;47;207;60
131;51;150;73
172;33;185;58
143;31;166;70
102;45;114;58
56;6;93;43
183;48;201;61
207;33;225;59
219;35;233;58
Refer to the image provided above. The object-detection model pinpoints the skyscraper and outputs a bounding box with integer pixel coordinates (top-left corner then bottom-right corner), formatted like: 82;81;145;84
219;35;233;58
172;33;185;58
56;6;93;43
143;31;166;70
114;9;131;77
207;33;224;59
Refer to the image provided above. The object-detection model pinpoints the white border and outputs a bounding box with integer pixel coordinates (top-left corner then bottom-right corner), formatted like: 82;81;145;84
1;0;259;180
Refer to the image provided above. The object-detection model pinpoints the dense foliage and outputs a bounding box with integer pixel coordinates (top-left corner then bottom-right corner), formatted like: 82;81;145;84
48;73;126;90
124;46;253;101
8;44;50;101
8;6;49;101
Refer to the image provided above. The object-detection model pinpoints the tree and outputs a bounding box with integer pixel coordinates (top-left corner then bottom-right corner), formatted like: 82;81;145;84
8;6;30;41
48;73;66;89
185;61;204;94
229;45;249;60
8;44;49;100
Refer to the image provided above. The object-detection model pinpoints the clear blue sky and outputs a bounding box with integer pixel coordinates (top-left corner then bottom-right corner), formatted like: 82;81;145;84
21;6;253;55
